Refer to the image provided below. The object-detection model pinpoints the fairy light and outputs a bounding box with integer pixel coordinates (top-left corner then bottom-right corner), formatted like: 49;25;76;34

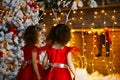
91;52;93;55
109;9;117;74
112;16;115;20
14;9;18;13
50;13;52;16
81;19;88;68
104;21;106;25
91;30;95;72
101;10;105;13
91;9;116;76
43;24;46;27
68;29;76;46
94;11;98;15
44;12;46;15
53;23;57;26
53;18;55;21
114;21;117;25
61;12;64;15
80;11;83;14
94;16;97;19
80;17;83;20
73;11;76;14
72;17;75;20
57;17;61;20
69;22;72;25
91;23;95;26
18;2;22;7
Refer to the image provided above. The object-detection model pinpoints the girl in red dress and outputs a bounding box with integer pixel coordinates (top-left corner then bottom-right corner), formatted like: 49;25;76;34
16;25;43;80
42;24;77;80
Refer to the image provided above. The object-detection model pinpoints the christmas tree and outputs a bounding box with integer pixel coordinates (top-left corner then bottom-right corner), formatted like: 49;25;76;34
0;0;43;79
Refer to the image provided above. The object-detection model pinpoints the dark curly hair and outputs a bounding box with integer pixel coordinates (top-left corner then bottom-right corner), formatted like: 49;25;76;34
23;25;42;46
46;24;71;46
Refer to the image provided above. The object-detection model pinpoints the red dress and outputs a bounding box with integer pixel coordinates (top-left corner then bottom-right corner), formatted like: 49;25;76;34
44;45;73;80
16;45;43;80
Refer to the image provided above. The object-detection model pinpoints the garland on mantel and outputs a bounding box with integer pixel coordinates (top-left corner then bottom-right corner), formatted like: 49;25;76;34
35;0;117;10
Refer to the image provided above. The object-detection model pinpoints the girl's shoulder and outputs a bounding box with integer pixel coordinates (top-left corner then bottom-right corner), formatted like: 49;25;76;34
21;45;39;50
39;44;52;51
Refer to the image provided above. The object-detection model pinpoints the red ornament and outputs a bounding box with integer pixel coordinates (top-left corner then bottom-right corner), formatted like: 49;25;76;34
0;51;3;57
7;25;18;39
27;2;38;9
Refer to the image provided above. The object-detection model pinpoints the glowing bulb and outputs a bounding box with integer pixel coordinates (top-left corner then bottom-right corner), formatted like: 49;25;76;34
43;24;46;27
80;11;83;14
19;3;22;7
101;10;105;13
53;18;55;21
72;34;75;37
94;45;97;47
80;17;83;20
102;60;105;62
110;69;112;71
112;16;115;19
57;17;61;20
61;12;64;15
69;22;72;25
112;29;115;31
53;23;57;26
94;16;97;19
83;49;86;52
91;23;94;26
114;22;117;24
72;42;75;44
104;21;106;24
91;52;93;54
95;57;97;59
73;11;76;14
103;45;105;47
113;10;116;13
84;43;86;45
88;31;92;34
94;11;98;15
92;63;94;66
44;13;46;15
82;36;84;38
92;69;95;72
14;9;18;13
83;30;86;32
105;13;107;15
113;35;115;38
50;13;52;15
72;18;75;20
82;23;84;26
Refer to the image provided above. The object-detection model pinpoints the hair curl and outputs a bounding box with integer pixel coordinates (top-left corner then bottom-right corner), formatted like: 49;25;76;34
23;25;42;46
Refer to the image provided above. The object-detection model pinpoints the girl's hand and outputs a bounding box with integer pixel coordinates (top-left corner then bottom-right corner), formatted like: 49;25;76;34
37;75;41;80
73;76;78;80
43;63;52;70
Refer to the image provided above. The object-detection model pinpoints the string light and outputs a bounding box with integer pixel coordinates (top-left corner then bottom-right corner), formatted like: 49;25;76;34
43;24;46;27
69;22;72;25
61;12;64;15
44;12;46;15
49;13;52;15
73;11;77;14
